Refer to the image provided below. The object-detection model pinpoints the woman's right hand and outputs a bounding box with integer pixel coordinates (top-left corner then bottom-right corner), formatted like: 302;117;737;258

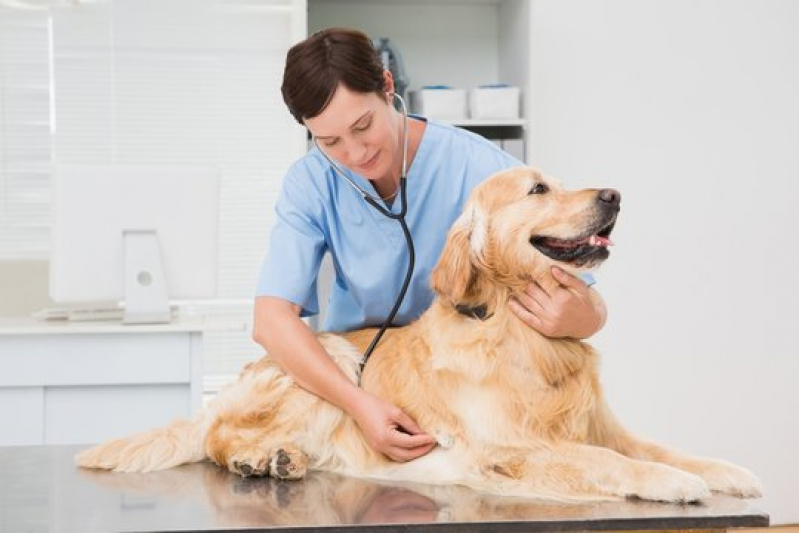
253;298;435;463
349;390;436;462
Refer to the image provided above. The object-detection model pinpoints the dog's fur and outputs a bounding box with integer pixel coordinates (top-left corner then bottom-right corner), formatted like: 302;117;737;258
76;167;761;503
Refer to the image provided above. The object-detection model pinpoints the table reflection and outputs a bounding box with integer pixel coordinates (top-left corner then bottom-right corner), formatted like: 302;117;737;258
77;459;765;530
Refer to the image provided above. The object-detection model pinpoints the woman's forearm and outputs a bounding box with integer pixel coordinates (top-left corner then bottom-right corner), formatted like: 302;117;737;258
251;296;437;461
252;297;364;414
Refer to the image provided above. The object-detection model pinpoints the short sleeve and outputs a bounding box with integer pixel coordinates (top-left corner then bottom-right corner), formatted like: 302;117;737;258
462;131;524;189
256;166;327;318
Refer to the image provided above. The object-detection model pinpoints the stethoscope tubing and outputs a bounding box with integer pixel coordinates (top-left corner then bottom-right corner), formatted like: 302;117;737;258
360;176;414;368
311;93;415;374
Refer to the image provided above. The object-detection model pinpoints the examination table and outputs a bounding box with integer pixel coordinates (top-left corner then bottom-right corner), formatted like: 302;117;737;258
0;445;768;532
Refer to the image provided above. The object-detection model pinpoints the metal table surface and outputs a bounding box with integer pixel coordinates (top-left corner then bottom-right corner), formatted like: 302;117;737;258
0;445;768;532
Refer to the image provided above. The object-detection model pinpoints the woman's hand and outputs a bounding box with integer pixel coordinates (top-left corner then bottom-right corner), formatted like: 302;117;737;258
509;266;607;339
254;298;435;463
358;486;438;524
349;390;436;462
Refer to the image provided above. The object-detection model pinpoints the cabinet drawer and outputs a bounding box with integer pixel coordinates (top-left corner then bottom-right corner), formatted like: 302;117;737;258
0;333;192;387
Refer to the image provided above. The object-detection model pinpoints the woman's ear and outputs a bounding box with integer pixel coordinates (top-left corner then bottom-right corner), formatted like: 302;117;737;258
382;70;395;101
431;209;479;303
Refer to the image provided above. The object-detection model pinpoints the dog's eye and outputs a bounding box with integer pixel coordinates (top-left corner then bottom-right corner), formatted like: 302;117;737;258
529;183;548;195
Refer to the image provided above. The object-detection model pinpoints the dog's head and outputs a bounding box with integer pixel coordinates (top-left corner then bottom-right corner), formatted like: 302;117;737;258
430;167;620;304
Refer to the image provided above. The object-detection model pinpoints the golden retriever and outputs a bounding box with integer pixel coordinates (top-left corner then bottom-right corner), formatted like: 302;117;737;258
76;166;762;503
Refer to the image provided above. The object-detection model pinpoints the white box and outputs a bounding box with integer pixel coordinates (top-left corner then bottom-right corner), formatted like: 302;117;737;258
409;88;467;120
469;86;521;120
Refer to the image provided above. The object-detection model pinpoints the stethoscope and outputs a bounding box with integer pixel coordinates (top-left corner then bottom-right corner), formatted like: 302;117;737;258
312;93;415;373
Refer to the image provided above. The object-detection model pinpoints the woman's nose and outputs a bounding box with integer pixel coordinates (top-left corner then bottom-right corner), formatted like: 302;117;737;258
341;139;368;166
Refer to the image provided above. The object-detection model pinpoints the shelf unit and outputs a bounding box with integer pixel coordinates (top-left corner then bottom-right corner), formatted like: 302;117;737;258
448;118;526;128
306;0;532;162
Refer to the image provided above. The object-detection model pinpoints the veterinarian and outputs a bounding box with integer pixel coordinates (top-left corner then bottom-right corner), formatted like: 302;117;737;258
253;28;607;463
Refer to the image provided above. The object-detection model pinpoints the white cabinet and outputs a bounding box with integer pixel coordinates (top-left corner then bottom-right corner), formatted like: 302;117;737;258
0;318;244;446
307;0;532;162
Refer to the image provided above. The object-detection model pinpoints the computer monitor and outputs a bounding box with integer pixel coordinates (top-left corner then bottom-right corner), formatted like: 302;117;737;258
50;165;219;324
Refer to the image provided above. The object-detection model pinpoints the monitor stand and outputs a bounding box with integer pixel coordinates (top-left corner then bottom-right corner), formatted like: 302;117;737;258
123;230;171;324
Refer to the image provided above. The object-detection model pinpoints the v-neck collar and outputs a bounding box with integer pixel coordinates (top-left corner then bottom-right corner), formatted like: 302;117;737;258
350;115;431;214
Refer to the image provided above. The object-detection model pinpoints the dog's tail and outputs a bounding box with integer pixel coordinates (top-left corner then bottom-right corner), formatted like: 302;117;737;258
75;417;207;473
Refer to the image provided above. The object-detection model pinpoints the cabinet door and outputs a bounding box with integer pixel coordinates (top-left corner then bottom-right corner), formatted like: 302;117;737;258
0;387;44;445
45;384;190;445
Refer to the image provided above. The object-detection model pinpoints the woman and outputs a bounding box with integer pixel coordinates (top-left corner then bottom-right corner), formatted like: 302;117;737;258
253;28;606;463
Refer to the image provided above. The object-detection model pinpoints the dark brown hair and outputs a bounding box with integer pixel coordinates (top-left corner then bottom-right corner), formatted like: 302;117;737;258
281;28;386;124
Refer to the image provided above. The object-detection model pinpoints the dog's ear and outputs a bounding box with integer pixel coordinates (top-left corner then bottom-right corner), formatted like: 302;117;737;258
431;207;484;303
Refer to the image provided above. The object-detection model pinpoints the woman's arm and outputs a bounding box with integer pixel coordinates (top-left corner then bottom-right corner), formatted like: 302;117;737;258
252;296;436;461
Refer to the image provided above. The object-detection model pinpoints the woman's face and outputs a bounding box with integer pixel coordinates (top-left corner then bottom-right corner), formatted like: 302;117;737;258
305;83;400;183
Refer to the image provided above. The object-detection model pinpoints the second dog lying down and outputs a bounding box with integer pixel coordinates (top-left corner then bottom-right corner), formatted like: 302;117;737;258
76;167;762;503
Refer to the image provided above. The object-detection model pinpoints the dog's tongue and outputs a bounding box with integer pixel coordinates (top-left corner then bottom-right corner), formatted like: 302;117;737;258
588;234;614;247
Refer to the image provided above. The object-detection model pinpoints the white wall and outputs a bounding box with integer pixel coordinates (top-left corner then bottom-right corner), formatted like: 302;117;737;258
0;261;52;317
528;0;799;524
0;1;305;381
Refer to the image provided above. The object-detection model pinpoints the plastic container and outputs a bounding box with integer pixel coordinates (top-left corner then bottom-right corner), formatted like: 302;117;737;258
409;86;468;120
469;85;520;120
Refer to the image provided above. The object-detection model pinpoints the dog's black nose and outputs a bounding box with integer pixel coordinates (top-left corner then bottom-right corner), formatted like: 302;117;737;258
598;189;621;206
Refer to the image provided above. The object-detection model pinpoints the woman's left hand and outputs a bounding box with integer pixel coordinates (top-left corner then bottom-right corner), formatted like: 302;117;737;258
509;266;606;339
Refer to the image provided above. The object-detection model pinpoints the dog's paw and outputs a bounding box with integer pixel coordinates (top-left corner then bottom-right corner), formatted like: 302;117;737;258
627;463;711;503
268;446;308;481
693;460;762;498
229;447;270;478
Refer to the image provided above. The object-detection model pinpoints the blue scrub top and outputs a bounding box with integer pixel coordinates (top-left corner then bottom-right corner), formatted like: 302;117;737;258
257;118;522;332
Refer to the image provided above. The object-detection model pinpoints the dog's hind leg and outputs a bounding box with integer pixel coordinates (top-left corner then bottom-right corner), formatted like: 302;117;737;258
267;445;309;480
230;443;308;480
205;417;308;480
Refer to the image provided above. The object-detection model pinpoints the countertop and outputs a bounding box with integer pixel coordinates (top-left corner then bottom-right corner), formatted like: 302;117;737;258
0;446;768;532
0;315;247;335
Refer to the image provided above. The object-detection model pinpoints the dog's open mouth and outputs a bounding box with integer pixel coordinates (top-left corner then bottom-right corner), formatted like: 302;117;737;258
530;219;616;267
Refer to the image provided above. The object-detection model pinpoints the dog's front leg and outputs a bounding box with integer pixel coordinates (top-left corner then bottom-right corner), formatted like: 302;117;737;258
601;432;761;498
480;443;712;503
589;401;762;498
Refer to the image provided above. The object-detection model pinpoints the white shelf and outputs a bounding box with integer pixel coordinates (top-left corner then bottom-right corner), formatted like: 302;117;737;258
446;118;526;128
311;0;502;5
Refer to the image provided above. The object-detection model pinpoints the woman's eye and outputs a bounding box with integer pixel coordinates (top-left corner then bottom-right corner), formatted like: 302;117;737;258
354;121;371;132
529;182;548;195
322;138;339;147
